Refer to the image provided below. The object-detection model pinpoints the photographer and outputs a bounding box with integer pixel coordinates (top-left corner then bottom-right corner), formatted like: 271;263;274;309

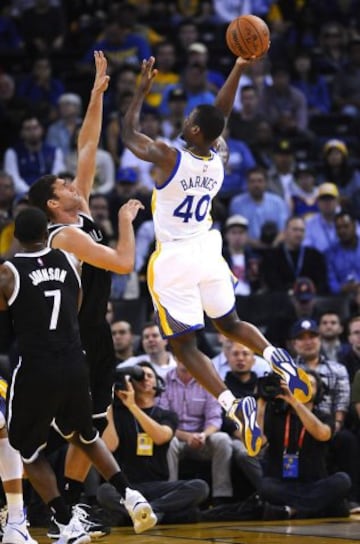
98;362;209;525
257;371;351;518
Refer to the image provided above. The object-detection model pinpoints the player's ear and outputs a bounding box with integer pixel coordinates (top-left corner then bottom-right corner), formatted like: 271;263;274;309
47;198;59;210
191;125;200;135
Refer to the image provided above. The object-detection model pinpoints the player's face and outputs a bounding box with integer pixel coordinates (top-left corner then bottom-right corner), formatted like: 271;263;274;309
51;178;81;211
182;110;198;144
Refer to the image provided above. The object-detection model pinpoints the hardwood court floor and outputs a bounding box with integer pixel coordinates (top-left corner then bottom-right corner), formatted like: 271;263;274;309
30;515;360;544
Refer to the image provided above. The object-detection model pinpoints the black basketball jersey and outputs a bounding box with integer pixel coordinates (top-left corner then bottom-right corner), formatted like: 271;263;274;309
5;248;82;353
48;213;111;329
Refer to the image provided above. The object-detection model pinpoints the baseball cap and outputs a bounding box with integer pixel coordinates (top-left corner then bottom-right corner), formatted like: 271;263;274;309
168;88;187;102
291;318;319;339
293;277;316;302
188;42;208;54
323;139;348;157
274;139;294;154
295;162;314;175
317;182;339;199
225;215;249;230
116;167;137;184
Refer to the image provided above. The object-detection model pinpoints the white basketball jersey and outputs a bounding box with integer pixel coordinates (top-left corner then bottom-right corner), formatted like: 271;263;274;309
152;147;224;242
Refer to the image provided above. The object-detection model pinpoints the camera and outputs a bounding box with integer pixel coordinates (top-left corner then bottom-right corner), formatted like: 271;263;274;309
257;373;282;401
114;364;145;391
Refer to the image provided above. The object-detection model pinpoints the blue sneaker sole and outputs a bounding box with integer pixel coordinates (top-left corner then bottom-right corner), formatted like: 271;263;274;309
239;397;262;457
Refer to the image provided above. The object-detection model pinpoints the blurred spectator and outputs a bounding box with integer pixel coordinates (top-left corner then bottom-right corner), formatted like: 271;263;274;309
158;358;234;505
186;42;225;92
262;216;328;294
332;37;360;117
0;172;16;255
228;85;266;146
212;0;275;22
0;195;29;259
319;311;347;363
144;41;179;110
291;51;331;115
16;55;65;125
111;320;135;365
267;139;296;207
258;369;351;519
340;316;360;384
65;125;115;195
160;62;216;117
222;215;262;295
218;128;256;203
104;64;138;122
0;73;30;161
89;193;116;246
259;63;308;131
121;322;177;380
212;335;270;381
303;183;341;253
81;14;151;73
105;89;135;168
314;21;348;88
229;166;289;247
317;139;360;202
3;115;65;196
173;19;201;64
19;0;66;55
289;162;319;220
248;119;274;170
0;3;24;64
46;93;82;158
233;57;273;113
326;211;360;295
161;88;187;142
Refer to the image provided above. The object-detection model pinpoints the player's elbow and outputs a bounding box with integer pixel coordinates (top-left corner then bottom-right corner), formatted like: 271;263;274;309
115;254;135;274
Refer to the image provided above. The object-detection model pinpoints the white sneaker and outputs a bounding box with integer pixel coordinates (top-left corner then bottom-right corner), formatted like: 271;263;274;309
123;489;157;534
2;517;38;544
55;514;91;544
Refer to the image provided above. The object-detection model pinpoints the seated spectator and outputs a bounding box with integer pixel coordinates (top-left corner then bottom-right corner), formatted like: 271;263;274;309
158;358;234;506
222;342;264;493
3;115;65;196
161;88;187;142
332;37;360;117
46;93;82;159
105;89;136;168
313;21;348;88
186;42;225;92
326;211;360;295
317;139;360;203
319;311;347;363
212;335;271;381
229;166;289;248
258;370;351;518
0;172;16;256
111;320;135;365
99;361;209;525
89;193;115;247
233;57;273;114
16;55;65;126
303;182;341;253
19;0;66;55
248;119;275;171
259;63;308;131
291;51;331;115
120;322;177;379
289;162;319;220
143;41;179;110
340;316;360;384
262;216;328;294
0;73;30;160
222;215;262;295
267;139;296;208
228;85;267;147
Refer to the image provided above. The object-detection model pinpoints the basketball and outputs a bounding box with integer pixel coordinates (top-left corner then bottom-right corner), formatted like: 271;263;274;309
226;15;270;59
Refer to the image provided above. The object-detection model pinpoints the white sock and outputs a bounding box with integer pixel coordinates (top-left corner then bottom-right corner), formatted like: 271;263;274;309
6;493;24;524
218;390;236;411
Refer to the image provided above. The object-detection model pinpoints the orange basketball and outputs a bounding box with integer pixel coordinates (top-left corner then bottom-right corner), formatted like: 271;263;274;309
226;15;270;59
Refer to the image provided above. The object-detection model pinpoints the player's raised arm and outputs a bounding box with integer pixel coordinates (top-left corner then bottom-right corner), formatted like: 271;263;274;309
214;56;252;120
122;57;176;169
74;50;110;206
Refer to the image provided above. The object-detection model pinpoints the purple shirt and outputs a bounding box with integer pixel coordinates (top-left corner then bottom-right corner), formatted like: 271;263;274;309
157;368;222;432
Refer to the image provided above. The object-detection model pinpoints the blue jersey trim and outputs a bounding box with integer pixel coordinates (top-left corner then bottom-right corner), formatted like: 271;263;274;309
162;323;204;339
156;148;181;190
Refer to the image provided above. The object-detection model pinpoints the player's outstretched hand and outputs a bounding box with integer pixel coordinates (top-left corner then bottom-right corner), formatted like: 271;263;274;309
93;50;110;94
118;199;145;223
138;57;158;96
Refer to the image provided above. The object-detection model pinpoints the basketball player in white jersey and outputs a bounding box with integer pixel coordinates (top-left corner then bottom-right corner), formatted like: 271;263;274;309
121;56;312;457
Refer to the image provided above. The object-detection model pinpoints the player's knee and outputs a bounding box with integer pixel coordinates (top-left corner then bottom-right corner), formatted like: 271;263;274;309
213;311;240;334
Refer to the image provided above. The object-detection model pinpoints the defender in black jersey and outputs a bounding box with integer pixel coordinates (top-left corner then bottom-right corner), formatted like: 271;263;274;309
28;51;144;515
0;207;157;540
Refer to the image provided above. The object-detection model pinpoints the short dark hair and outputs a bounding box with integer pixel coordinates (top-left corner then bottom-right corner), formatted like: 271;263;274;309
193;105;225;142
28;174;57;216
14;207;48;243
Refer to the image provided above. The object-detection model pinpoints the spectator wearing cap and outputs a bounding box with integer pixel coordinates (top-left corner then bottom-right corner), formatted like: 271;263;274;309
293;318;360;512
317;139;360;202
289;162;319;220
267;139;296;209
303;182;341;253
46;93;83;158
229;166;289;247
259;64;308;131
222;214;262;295
262;216;328;294
326;211;360;296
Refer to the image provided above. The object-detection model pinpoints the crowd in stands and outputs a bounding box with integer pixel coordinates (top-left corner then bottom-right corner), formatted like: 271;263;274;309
2;0;360;529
